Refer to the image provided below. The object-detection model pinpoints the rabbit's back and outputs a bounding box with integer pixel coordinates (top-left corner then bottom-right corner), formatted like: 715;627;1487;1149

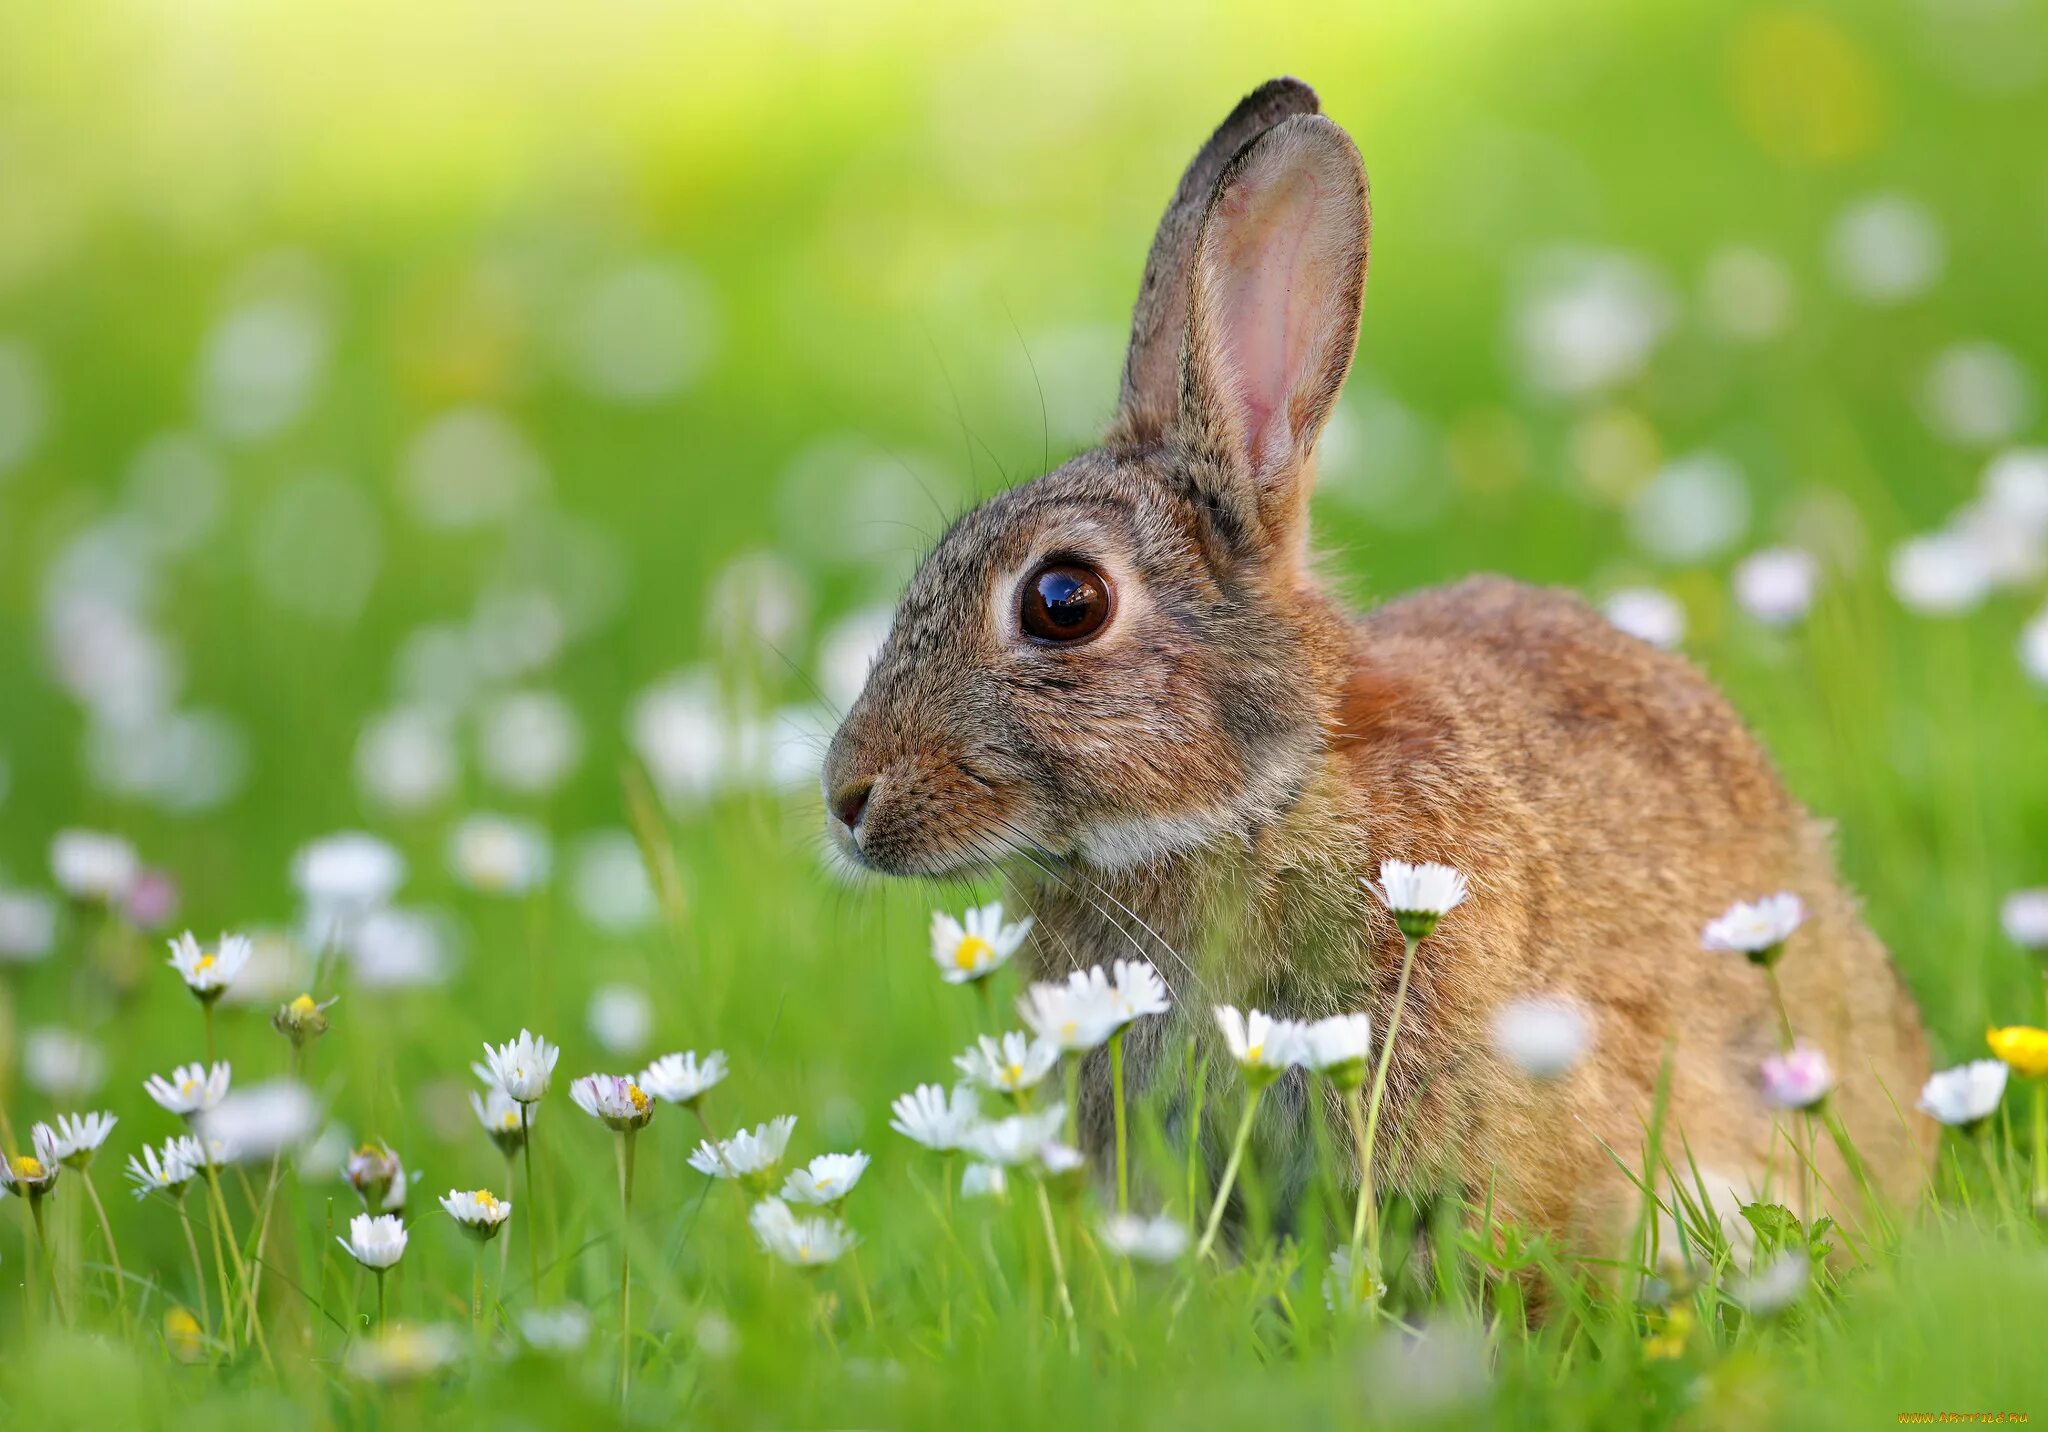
1333;576;1930;1239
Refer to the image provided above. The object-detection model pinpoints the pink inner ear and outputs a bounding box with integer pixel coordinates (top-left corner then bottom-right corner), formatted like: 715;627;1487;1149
1214;168;1322;473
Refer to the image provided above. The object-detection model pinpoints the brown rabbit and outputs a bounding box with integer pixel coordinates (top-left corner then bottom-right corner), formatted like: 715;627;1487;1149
821;77;1932;1262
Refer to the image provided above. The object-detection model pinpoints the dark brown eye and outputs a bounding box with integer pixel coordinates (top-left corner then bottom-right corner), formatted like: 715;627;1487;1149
1020;562;1113;644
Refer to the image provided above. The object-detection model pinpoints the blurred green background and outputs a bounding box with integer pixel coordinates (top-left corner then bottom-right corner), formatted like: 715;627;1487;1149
3;0;2048;1423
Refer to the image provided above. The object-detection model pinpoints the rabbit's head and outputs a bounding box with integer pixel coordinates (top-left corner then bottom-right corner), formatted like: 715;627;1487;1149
823;79;1369;877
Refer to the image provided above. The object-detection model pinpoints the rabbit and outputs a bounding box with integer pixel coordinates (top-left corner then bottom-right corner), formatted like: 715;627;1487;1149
820;76;1933;1265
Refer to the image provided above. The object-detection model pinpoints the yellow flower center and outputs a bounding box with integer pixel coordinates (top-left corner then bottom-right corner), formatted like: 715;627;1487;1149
1004;1063;1024;1085
11;1155;44;1179
500;1113;521;1132
289;993;319;1018
473;1189;501;1211
1245;1044;1263;1064
179;1079;198;1097
627;1083;650;1112
195;953;217;973
816;1176;836;1191
954;934;994;971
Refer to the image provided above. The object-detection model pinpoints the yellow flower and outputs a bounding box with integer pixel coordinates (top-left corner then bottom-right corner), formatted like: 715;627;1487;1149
1987;1025;2048;1078
166;1306;206;1362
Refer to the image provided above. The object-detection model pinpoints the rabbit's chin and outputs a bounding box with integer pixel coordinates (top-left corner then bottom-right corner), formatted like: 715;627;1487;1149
824;820;1029;882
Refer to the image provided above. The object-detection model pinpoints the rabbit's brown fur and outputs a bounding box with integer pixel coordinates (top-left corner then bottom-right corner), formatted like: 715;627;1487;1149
822;78;1931;1259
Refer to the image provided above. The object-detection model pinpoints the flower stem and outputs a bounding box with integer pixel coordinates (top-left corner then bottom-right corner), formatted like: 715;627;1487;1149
1342;1083;1377;1307
204;1000;216;1064
1350;933;1423;1288
938;1150;956;1347
200;1173;237;1355
615;1129;639;1404
473;1244;485;1328
79;1168;129;1325
375;1267;387;1327
521;1102;540;1295
1033;1179;1077;1352
1763;966;1795;1050
203;1163;274;1367
2032;1079;2047;1218
29;1196;69;1326
1195;1085;1265;1262
177;1197;212;1338
1975;1123;2017;1223
1110;1028;1129;1215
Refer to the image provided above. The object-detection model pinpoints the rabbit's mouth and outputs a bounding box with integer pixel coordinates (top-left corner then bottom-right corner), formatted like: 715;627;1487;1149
822;760;1039;880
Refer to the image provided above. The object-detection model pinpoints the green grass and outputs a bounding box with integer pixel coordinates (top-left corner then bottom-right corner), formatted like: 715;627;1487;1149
3;0;2048;1425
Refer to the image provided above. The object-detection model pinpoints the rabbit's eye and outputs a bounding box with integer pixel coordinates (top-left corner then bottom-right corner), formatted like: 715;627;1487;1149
1020;562;1113;644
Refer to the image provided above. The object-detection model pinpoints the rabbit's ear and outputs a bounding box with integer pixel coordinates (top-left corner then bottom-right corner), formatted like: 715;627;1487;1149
1109;78;1321;448
1178;113;1369;559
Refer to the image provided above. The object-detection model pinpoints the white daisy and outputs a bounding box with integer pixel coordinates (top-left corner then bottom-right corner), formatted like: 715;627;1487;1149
440;1187;512;1241
954;1031;1060;1096
1109;958;1171;1024
1730;1250;1809;1316
1702;892;1805;965
1038;1142;1085;1180
449;814;552;896
519;1304;591;1354
2003;889;2048;951
1917;1060;2008;1129
344;1143;409;1212
470;1085;531;1156
2;1140;60;1199
346;1323;462;1383
959;1162;1007;1199
41;1110;117;1168
195;1080;319;1160
1733;547;1820;627
1489;998;1591;1080
0;888;58;964
166;930;253;1001
292;832;405;914
1301;1013;1373;1089
144;1061;231;1117
1760;1042;1833;1110
338;1211;409;1269
479;1029;559;1103
1371;860;1469;940
125;1137;200;1201
586;983;654;1056
888;1083;981;1152
1099;1212;1190;1264
780;1151;870;1206
688;1115;797;1179
569;1073;655;1132
929;901;1033;984
748;1196;857;1268
50;829;139;903
1018;968;1125;1052
1213;1005;1307;1086
638;1050;728;1108
960;1107;1066;1167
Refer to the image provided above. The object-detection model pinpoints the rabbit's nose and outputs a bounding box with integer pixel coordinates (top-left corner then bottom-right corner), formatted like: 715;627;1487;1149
831;778;874;832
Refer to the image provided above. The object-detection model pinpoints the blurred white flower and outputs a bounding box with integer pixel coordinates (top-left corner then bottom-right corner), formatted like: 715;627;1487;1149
1733;547;1820;626
392;623;479;710
42;597;178;727
0;338;48;475
1922;341;2033;447
1760;1042;1834;1110
343;1143;409;1211
252;472;382;623
1889;532;1991;615
199;285;328;441
346;907;455;990
196;1080;318;1160
125;1138;200;1201
519;1304;591;1354
586;983;654;1057
708;551;810;656
1301;1013;1373;1088
1951;501;2047;590
689;1116;796;1178
2003;888;2048;949
480;1030;559;1103
961;1107;1067;1166
780;1151;869;1206
1038;1142;1085;1178
23;1026;104;1098
1513;249;1674;397
564;261;716;405
449;814;551;895
477;690;582;796
83;707;249;814
1918;1059;2008;1128
346;1323;461;1383
338;1211;409;1270
2023;609;2048;687
1983;448;2048;534
399;406;546;530
816;604;894;710
293;832;404;915
167;930;252;1001
960;1162;1007;1199
1703;892;1805;962
1213;1006;1308;1083
929;901;1033;984
299;1123;355;1180
0;888;57;963
1699;245;1793;342
50;828;139;903
628;670;726;805
440;1187;512;1240
639;1050;727;1108
40;1110;117;1167
354;706;457;814
470;1087;530;1156
1101;1213;1188;1264
467;586;567;682
888;1084;981;1152
1627;452;1750;563
1602;587;1685;649
1490;998;1591;1079
748;1195;856;1268
570;830;658;933
955;1031;1061;1095
1359;1320;1492;1417
1730;1249;1810;1316
145;1061;232;1117
1826;193;1943;305
124;433;227;555
695;1309;739;1360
